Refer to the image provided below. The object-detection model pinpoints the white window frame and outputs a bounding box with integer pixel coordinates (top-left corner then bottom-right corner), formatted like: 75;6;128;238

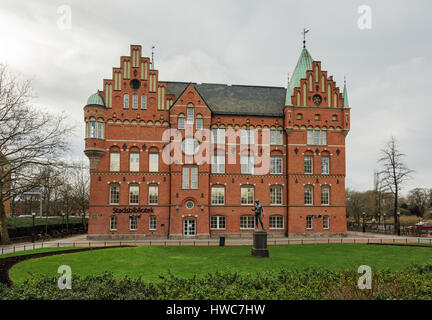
241;155;254;174
306;216;313;230
211;186;225;205
187;107;194;124
210;216;226;230
270;156;282;174
196;118;203;130
269;216;284;230
323;215;330;229
240;216;255;230
149;216;157;230
141;95;147;110
123;94;129;109
270;130;283;145
212;129;225;145
241;187;254;205
178;116;185;130
130;215;138;231
148;185;158;205
304;155;313;174
110;216;117;231
321;187;330;205
132;94;138;109
149;152;159;172
129;185;139;205
270;186;283;205
212;154;225;173
321;156;329;175
130;152;140;172
110;152;120;172
241;129;254;145
182;166;198;189
109;184;120;205
304;186;313;205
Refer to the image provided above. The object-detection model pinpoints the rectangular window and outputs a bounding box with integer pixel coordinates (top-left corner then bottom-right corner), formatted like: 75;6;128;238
313;130;320;145
307;130;313;145
149;185;158;205
187;107;194;124
241;187;254;205
130;152;140;172
110;152;120;172
212;129;225;145
323;216;330;229
269;216;284;229
132;94;138;109
307;130;327;146
270;130;283;145
129;185;139;205
270;186;282;205
149;216;157;230
110;216;117;231
211;187;225;205
306;216;313;230
241;155;254;174
97;122;104;139
304;187;313;205
210;216;226;230
321;187;330;205
90;122;96;138
212;155;225;173
149;153;158;172
270;156;282;174
141;95;147;110
123;94;129;109
240;216;255;229
178;117;185;129
241;129;254;145
182;167;198;189
196;118;203;130
321;131;327;145
321;156;329;174
130;216;137;231
110;184;120;204
304;156;313;174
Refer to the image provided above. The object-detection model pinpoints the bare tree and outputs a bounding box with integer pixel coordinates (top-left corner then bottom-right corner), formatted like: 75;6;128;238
378;137;413;235
0;65;73;244
407;188;430;218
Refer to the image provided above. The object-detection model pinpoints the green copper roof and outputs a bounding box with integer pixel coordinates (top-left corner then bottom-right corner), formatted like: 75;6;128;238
86;92;105;106
285;47;313;105
343;82;349;107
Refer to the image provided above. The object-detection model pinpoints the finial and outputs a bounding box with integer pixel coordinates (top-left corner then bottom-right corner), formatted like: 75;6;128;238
287;72;290;86
302;28;310;48
344;75;346;86
151;45;155;69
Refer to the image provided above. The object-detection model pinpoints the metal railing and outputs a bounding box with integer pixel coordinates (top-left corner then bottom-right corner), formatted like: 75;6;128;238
1;237;432;256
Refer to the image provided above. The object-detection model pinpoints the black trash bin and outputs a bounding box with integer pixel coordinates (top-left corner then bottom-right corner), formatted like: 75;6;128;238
219;236;225;247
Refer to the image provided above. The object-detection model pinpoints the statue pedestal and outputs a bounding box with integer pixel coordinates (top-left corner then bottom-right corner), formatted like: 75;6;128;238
251;230;269;258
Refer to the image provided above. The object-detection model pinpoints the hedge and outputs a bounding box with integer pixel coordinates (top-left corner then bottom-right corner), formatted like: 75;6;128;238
1;264;432;300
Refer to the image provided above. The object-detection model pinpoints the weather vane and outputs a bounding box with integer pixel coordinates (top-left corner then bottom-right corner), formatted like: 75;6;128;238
302;28;310;48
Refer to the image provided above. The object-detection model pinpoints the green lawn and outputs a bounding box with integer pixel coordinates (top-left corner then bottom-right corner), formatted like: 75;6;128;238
8;244;432;285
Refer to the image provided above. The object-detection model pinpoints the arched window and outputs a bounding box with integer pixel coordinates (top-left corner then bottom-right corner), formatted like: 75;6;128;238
132;94;138;109
123;94;129;109
141;95;147;110
178;113;185;130
321;186;330;205
304;186;313;205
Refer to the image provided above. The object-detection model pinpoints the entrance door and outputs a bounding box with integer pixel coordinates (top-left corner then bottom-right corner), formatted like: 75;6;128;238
183;218;196;236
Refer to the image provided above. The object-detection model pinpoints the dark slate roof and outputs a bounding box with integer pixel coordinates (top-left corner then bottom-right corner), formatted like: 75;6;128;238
165;82;287;117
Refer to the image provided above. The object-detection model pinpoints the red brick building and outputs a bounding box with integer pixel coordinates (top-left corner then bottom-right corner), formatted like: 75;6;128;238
84;44;350;240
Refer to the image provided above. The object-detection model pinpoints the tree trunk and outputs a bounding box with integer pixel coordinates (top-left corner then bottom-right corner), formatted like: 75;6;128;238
394;189;399;235
0;199;10;244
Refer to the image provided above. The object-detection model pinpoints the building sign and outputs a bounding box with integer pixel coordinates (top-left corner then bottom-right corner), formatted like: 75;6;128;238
112;207;154;214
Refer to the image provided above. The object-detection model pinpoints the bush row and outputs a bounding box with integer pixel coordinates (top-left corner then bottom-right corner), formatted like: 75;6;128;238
1;264;432;300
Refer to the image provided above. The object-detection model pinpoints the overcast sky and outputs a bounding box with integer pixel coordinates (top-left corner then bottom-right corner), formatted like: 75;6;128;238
1;0;431;195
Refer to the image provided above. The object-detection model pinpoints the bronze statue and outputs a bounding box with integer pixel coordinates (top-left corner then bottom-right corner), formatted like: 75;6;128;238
252;199;265;230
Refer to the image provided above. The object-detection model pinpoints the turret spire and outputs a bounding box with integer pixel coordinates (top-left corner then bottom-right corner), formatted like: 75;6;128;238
151;45;155;70
343;76;349;107
302;28;310;48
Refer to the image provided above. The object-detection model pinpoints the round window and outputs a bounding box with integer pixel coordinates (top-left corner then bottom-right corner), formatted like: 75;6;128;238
185;201;194;209
130;79;141;90
182;138;199;155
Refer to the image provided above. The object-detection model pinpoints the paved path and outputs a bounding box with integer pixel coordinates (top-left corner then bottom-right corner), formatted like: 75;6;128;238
2;232;431;256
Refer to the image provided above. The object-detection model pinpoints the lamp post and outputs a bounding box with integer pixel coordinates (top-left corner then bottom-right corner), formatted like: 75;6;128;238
31;212;36;243
362;212;366;233
61;212;65;233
